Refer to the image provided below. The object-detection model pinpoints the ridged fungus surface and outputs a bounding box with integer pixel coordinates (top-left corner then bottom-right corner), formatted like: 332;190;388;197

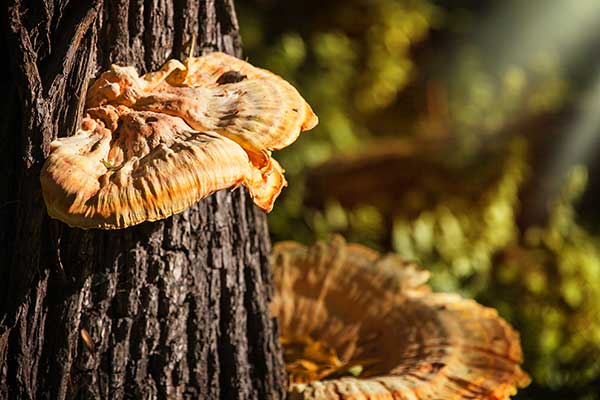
41;52;317;229
271;237;530;400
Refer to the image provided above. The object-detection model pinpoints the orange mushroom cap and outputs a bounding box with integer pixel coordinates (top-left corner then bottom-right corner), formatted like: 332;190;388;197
41;52;317;229
271;237;530;400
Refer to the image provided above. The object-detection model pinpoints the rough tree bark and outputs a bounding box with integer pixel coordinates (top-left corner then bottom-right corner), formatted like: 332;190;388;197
0;1;286;399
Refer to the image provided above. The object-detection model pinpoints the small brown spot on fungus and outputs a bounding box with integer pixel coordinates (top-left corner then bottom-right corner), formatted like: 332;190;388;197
216;70;247;85
271;236;530;400
40;52;318;229
81;119;96;131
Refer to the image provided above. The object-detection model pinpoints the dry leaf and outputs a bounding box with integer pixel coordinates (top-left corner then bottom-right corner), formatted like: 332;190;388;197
80;328;95;352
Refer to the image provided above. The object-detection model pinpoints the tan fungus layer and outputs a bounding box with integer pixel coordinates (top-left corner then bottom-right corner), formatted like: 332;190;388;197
41;52;317;229
271;237;530;400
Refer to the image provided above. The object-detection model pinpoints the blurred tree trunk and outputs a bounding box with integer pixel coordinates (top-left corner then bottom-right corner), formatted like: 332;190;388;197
0;1;285;399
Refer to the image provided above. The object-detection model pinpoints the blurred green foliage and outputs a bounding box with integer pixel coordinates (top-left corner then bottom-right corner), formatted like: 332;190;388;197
392;139;527;295
238;0;600;398
486;168;600;399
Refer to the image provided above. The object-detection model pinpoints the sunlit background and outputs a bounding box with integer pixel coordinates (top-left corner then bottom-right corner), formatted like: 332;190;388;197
236;0;600;398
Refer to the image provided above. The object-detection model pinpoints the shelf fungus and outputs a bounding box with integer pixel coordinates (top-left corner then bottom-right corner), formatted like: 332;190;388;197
271;237;530;400
40;52;317;229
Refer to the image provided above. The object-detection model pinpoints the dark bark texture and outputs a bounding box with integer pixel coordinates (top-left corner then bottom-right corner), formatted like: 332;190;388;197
0;0;286;399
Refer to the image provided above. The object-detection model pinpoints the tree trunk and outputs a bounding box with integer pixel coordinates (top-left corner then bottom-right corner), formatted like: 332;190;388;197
0;1;285;399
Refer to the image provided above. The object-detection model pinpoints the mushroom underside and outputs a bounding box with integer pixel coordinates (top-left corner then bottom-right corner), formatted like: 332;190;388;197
271;238;530;400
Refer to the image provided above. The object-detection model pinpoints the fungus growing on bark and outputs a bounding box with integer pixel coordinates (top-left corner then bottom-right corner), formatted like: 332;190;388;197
41;52;317;229
271;237;530;400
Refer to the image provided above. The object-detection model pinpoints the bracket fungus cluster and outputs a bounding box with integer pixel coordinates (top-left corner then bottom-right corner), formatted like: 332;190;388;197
41;52;317;229
271;237;530;400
